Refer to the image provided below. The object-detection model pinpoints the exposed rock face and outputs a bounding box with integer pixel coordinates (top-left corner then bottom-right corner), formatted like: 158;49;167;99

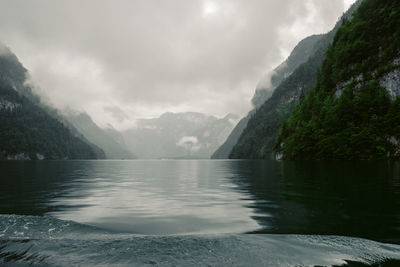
335;74;363;99
0;99;21;111
6;153;30;160
5;153;44;160
36;153;45;160
275;152;283;161
389;136;400;157
380;68;400;100
334;59;400;101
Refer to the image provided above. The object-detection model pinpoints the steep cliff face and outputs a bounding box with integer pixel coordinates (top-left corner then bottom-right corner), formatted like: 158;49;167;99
277;0;400;160
0;43;105;160
227;0;363;159
379;64;400;99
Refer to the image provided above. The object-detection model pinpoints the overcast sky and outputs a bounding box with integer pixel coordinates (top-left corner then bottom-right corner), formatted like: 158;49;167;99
0;0;356;130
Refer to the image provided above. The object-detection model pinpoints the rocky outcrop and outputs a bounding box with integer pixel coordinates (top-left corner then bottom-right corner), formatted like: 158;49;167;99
380;68;400;100
333;58;400;101
389;136;400;157
335;74;364;99
0;99;21;111
6;153;30;160
5;153;45;160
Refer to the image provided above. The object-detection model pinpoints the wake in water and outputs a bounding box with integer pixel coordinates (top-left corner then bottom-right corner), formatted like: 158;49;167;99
1;215;400;266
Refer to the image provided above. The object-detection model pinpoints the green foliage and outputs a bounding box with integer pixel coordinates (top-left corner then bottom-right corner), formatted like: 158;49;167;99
277;0;400;160
230;19;336;159
229;0;364;159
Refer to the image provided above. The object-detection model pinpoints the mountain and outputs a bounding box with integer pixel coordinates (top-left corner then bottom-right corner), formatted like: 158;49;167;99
211;34;325;159
0;43;105;160
252;34;324;108
276;0;400;160
64;111;137;159
227;0;363;159
122;112;238;159
211;116;250;159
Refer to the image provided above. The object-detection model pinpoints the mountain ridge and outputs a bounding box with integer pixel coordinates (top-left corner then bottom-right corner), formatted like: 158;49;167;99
227;0;363;159
0;42;105;160
211;33;328;159
276;0;400;160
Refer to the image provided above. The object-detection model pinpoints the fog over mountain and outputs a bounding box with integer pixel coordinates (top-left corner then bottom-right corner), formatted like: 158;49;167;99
122;112;238;159
0;0;355;130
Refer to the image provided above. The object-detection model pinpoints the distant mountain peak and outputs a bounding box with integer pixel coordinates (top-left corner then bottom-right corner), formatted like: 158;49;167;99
122;111;238;159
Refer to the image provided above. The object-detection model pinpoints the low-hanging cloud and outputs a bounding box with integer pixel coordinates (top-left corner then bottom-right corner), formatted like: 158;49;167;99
176;136;201;153
0;0;355;129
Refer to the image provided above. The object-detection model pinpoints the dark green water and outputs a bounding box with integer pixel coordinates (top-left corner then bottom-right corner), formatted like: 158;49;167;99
0;160;400;266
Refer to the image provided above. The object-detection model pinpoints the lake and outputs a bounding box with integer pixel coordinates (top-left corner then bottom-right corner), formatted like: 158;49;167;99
1;160;400;266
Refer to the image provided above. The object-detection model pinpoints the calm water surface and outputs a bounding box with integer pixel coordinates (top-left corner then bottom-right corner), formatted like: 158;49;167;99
1;160;400;266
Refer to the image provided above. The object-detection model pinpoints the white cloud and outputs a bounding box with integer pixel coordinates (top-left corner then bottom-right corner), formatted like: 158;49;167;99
0;0;351;130
176;136;201;153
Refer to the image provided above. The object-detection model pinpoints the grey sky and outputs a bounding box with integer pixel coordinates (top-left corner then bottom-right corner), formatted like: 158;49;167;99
0;0;356;129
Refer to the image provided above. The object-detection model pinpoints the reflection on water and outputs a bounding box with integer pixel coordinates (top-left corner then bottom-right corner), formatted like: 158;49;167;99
0;160;259;235
0;160;399;242
230;161;400;243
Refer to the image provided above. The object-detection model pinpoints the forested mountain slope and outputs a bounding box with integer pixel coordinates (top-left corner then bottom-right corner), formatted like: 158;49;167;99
0;43;105;160
211;34;324;159
277;0;400;160
229;0;362;159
